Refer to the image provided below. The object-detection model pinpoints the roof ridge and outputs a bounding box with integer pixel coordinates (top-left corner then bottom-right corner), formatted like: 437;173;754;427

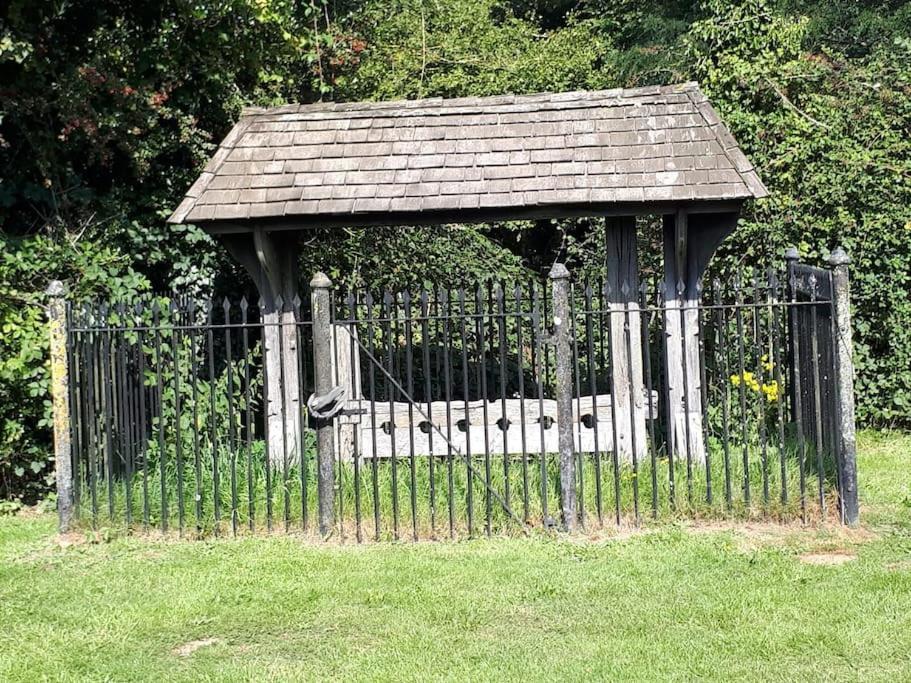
240;82;701;118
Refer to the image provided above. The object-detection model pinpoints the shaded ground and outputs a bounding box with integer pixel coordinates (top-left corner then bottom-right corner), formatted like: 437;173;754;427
0;430;909;681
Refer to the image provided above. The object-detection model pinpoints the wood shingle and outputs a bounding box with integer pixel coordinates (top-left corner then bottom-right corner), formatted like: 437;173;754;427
169;82;767;226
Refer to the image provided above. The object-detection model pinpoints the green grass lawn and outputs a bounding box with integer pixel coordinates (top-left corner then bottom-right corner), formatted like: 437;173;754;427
1;430;909;681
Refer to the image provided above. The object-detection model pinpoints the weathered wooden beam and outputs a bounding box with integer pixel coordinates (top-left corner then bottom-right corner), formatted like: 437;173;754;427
221;229;302;467
662;210;739;464
333;322;362;462
198;200;746;234
605;216;646;461
348;394;658;429
344;393;658;460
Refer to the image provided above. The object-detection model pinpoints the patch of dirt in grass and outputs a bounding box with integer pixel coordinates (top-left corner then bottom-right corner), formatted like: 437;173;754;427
685;520;877;554
885;559;911;572
173;638;224;657
799;551;857;566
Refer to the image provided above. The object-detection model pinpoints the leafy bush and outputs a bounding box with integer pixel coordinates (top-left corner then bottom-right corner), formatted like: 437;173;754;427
0;235;148;503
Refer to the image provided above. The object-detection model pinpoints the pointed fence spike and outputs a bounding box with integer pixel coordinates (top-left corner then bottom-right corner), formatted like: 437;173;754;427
239;296;248;310
292;293;302;308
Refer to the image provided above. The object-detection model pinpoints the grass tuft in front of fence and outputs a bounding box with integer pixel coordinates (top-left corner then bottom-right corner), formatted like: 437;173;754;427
76;436;833;539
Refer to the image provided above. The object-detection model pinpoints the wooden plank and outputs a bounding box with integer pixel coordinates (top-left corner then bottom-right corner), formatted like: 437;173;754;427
355;419;636;460
344;393;657;460
200;200;747;234
333;322;361;461
344;393;657;429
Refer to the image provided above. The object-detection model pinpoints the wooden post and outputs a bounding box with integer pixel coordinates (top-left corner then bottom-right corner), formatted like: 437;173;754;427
662;211;705;463
827;248;859;526
605;216;646;460
550;263;578;531
334;323;361;462
222;229;301;467
311;272;336;536
47;280;74;532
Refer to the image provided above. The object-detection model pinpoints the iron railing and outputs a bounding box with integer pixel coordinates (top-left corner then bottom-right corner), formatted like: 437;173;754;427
59;256;856;539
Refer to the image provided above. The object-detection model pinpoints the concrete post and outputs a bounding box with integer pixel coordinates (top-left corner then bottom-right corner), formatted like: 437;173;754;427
47;280;74;532
310;272;336;536
549;263;578;532
827;248;859;526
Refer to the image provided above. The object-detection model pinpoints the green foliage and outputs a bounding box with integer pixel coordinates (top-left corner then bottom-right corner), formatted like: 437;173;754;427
342;0;612;100
302;224;529;289
686;0;911;425
1;0;348;286
0;235;148;503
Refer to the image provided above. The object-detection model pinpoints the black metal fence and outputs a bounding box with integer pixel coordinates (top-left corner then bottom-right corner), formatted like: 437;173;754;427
58;254;857;539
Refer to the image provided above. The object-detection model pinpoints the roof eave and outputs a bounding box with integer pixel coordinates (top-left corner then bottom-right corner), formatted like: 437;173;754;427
190;198;747;234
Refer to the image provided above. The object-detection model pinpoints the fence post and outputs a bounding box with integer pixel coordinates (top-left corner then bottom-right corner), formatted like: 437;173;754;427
784;247;800;424
46;280;74;532
827;248;859;526
310;272;336;536
549;263;578;531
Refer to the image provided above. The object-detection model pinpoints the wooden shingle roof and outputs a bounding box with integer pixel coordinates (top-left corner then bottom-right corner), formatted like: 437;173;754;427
169;82;767;227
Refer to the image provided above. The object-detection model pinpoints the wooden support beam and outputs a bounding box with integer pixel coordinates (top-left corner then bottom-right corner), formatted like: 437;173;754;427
222;229;302;467
605;216;646;461
662;210;739;464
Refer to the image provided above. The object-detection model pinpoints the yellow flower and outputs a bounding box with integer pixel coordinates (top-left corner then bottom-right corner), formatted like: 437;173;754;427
761;380;780;402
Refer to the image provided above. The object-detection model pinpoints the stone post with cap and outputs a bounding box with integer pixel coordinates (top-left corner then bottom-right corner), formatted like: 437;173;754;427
310;271;336;536
47;280;75;532
549;263;578;531
828;247;859;525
